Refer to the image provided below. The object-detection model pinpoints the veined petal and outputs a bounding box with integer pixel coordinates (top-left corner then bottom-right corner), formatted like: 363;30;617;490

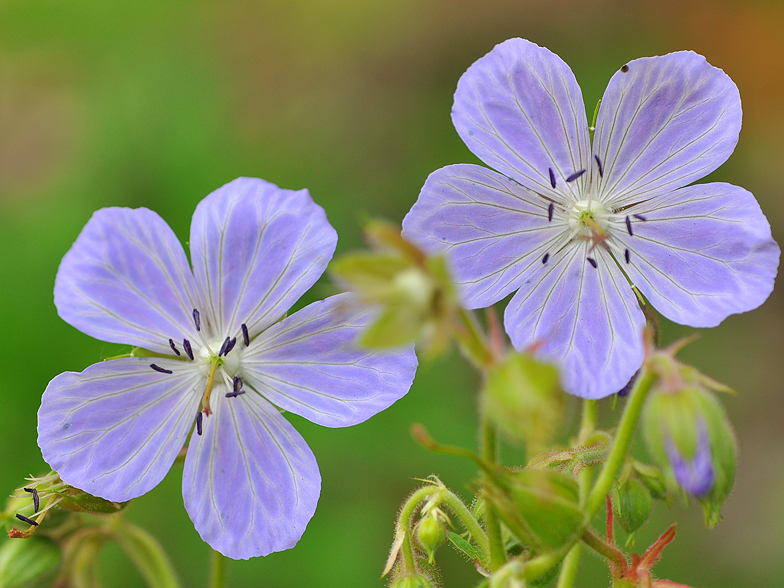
241;294;417;428
189;177;337;339
55;208;201;353
182;390;320;559
618;183;780;327
504;244;646;399
452;38;591;201
594;51;741;208
37;358;202;502
402;164;565;309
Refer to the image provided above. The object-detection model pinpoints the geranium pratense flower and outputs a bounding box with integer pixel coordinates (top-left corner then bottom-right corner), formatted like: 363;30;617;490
403;38;779;398
38;178;417;559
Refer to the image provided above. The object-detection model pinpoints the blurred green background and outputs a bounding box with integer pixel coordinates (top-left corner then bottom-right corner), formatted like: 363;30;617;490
1;0;783;586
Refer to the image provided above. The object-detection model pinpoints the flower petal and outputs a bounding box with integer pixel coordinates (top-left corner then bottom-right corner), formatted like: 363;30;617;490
37;358;202;502
241;293;417;428
182;390;320;559
617;183;780;327
504;244;646;399
189;177;337;339
402;164;564;309
452;38;591;200
55;208;201;353
594;51;741;208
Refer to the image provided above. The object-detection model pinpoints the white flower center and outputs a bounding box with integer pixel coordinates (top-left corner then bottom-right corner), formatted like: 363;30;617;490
568;199;610;239
198;338;241;378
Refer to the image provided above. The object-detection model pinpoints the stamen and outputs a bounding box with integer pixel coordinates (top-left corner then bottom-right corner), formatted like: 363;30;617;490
233;376;243;392
183;339;194;361
196;411;203;436
587;257;598;268
150;364;173;374
224;337;237;355
168;338;181;356
24;488;39;513
542;253;550;264
241;323;250;346
566;169;586;182
226;390;245;398
625;215;633;236
625;249;630;264
594;155;604;178
548;202;554;222
633;214;647;221
192;308;201;331
548;167;556;189
15;514;38;526
218;337;231;357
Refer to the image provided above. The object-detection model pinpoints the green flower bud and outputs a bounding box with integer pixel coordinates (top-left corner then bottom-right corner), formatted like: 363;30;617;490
612;477;652;535
416;516;446;564
482;352;562;453
0;537;62;588
480;469;583;552
642;383;737;527
489;560;527;588
391;573;435;588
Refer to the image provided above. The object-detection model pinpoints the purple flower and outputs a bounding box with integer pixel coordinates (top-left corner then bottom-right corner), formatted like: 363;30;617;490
402;38;779;398
38;178;417;559
666;423;715;497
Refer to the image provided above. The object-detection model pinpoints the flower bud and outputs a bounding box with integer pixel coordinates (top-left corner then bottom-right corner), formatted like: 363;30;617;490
612;476;652;535
642;383;737;527
489;560;527;588
482;352;562;452
391;573;435;588
416;516;446;564
0;536;62;588
480;468;583;552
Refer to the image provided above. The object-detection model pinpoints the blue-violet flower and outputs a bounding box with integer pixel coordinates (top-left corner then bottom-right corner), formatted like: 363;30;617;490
403;38;780;398
38;178;417;558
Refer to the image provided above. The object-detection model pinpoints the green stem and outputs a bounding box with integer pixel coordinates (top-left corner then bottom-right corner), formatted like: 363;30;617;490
556;399;598;588
581;528;627;571
455;308;494;368
110;518;182;588
481;419;506;571
209;549;226;588
584;367;656;520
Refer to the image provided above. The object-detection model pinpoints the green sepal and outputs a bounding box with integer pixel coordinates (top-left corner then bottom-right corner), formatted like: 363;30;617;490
447;531;483;562
55;488;129;515
482;353;562;452
612;477;652;535
0;536;62;588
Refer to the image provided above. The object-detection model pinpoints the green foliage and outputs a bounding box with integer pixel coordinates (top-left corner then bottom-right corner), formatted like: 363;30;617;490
0;536;62;588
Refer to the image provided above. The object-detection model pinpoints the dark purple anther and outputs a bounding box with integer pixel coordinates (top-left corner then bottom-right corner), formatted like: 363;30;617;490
542;253;550;264
241;323;250;346
587;257;597;268
192;308;201;331
24;488;39;513
233;376;243;392
196;411;203;436
616;370;639;397
225;390;246;398
633;214;647;221
624;249;630;264
150;364;173;374
15;513;38;526
218;337;231;357
168;338;181;356
594;155;604;178
548;167;556;188
224;337;237;356
183;339;194;361
547;202;554;222
625;215;633;236
566;169;586;182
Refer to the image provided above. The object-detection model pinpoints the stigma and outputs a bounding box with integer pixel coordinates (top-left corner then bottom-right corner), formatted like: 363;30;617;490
568;199;610;240
197;338;242;415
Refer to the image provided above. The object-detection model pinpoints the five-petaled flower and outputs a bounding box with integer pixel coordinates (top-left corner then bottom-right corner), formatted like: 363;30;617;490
403;38;780;398
38;178;417;559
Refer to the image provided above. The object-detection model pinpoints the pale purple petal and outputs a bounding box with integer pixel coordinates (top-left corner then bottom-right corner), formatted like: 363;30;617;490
504;244;646;399
594;51;741;208
667;422;714;497
452;38;591;200
241;293;416;428
55;208;201;354
189;177;337;339
402;164;565;309
38;359;202;502
618;183;780;327
182;390;320;559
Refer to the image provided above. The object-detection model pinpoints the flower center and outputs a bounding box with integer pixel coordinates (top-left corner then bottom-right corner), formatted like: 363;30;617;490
568;199;610;240
198;339;240;378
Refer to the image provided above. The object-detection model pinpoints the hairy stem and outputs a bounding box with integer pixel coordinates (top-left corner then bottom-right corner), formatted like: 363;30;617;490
481;419;506;571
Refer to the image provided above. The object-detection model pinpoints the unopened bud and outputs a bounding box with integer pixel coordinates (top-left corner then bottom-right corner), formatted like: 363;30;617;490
612;477;652;535
0;536;61;588
416;516;446;564
391;573;435;588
